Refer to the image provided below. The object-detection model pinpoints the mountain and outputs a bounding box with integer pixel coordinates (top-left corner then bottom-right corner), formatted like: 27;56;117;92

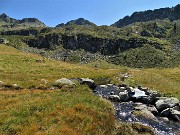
112;4;180;28
0;13;46;28
56;18;96;27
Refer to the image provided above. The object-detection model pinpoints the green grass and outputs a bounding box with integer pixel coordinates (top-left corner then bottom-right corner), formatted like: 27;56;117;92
0;44;119;88
0;44;179;134
127;67;180;99
0;86;116;135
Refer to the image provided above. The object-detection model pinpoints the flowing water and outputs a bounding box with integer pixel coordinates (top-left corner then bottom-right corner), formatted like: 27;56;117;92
94;85;180;135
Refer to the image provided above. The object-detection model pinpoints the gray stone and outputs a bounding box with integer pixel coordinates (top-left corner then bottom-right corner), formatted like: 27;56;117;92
171;109;180;122
55;78;75;86
155;97;179;111
147;105;158;114
172;105;180;111
161;108;171;117
99;85;108;88
142;110;158;121
134;103;158;114
119;90;129;102
79;78;95;88
132;88;147;98
159;117;169;123
108;95;120;102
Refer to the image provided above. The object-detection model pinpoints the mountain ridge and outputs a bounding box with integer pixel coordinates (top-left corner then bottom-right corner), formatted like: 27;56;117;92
56;18;96;27
0;13;46;28
111;4;180;28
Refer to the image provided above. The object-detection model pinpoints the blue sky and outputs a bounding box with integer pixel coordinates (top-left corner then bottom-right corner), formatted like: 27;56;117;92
0;0;179;26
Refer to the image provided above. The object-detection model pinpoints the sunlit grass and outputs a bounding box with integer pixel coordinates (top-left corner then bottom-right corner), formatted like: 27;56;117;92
0;44;120;88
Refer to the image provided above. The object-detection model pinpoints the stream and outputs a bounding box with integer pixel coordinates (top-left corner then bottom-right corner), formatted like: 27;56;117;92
93;85;180;135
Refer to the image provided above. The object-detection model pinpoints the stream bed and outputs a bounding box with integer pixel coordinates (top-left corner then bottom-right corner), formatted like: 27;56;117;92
93;85;180;135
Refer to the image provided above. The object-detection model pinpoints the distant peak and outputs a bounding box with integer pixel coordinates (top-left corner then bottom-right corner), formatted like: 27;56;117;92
56;18;96;27
0;13;9;18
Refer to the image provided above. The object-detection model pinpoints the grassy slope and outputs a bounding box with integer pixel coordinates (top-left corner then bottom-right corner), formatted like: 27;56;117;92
128;67;180;99
0;44;179;134
0;44;119;88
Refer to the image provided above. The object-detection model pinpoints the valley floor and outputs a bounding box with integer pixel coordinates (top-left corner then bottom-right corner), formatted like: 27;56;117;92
0;44;179;135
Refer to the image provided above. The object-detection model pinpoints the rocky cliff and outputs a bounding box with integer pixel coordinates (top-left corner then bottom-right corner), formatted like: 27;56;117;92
112;4;180;28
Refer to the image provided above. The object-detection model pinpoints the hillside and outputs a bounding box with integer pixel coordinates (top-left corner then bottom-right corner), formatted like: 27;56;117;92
0;44;180;134
1;19;180;68
112;4;180;28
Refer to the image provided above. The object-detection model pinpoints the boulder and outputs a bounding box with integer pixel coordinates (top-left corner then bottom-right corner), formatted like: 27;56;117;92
171;109;180;122
147;105;158;114
55;78;75;86
155;97;179;111
142;110;158;121
79;78;96;89
161;108;171;117
119;90;129;102
133;109;157;121
108;95;120;102
159;117;169;123
132;88;147;99
134;103;158;114
172;105;180;111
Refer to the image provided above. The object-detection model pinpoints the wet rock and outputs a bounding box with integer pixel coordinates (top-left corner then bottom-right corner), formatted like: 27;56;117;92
161;108;171;117
132;88;147;99
99;85;108;88
55;78;76;86
134;103;148;110
79;78;96;89
119;90;129;102
148;105;158;114
142;110;158;121
119;87;126;90
108;95;120;102
110;91;115;95
141;87;149;94
133;109;158;121
155;97;179;111
172;105;180;111
171;109;180;122
159;117;169;123
134;103;158;114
